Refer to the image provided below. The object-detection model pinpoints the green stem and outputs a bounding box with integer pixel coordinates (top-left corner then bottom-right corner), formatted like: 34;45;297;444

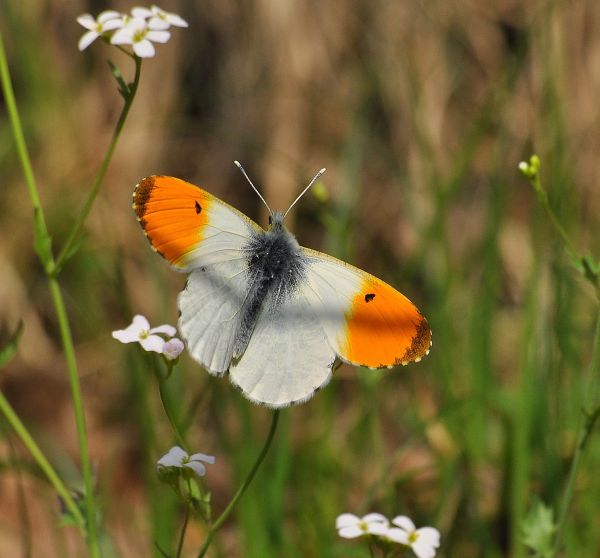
158;376;188;451
54;55;142;273
176;505;191;558
0;32;100;557
552;304;600;556
0;390;85;528
197;410;281;558
48;277;100;556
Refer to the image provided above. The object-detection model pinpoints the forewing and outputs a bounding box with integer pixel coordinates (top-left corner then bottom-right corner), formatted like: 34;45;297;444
229;287;336;408
133;175;261;374
302;248;431;369
133;175;261;272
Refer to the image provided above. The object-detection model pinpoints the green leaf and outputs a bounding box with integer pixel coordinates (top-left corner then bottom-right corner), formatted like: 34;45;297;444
107;60;130;99
522;499;555;557
32;208;53;269
0;321;23;368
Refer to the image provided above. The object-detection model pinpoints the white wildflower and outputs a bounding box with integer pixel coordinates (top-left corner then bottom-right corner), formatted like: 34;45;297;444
157;446;215;477
112;314;176;353
386;516;440;558
77;10;124;51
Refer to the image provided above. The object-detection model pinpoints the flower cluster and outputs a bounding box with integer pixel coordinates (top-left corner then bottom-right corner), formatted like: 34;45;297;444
112;314;184;360
77;5;188;58
336;513;440;558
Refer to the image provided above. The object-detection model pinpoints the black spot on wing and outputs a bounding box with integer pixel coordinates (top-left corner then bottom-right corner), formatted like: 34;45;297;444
195;200;202;214
365;293;375;303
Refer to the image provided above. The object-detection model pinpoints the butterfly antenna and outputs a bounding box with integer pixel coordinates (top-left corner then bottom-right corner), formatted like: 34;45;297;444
234;160;272;215
283;167;327;218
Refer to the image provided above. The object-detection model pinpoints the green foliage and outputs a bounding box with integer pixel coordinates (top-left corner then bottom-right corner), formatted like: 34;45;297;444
522;499;555;558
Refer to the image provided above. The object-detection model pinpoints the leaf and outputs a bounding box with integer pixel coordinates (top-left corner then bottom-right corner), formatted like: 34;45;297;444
33;208;53;269
0;321;23;368
522;499;555;557
107;60;130;99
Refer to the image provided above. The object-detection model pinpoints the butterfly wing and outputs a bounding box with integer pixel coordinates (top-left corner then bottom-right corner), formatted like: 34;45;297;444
133;175;262;271
229;285;336;407
302;247;431;369
133;175;261;374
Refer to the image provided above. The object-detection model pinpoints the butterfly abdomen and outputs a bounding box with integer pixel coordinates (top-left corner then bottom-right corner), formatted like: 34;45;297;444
233;223;308;358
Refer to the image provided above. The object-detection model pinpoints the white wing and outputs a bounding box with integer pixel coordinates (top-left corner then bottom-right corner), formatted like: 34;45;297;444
179;259;251;375
229;285;336;407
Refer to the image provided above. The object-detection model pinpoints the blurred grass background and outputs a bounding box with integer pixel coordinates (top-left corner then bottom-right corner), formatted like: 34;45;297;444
2;0;600;556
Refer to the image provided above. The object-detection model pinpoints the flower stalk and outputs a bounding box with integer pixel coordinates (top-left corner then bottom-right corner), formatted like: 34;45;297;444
197;410;281;558
0;31;100;557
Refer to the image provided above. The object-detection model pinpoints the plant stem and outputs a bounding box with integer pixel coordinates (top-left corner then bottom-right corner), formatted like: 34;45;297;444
54;55;142;273
0;32;100;558
552;305;600;556
176;506;191;558
197;410;281;558
0;391;85;528
158;376;188;451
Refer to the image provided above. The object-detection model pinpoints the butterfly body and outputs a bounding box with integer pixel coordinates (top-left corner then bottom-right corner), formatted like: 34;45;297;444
230;213;308;358
134;175;431;407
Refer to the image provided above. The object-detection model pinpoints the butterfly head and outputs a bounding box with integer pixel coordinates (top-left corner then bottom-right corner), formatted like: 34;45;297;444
267;211;286;231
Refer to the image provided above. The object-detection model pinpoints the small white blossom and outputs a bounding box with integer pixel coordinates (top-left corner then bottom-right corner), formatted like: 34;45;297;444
386;516;440;558
112;314;176;353
157;446;215;477
131;5;188;30
335;513;389;539
110;16;170;57
162;337;185;360
77;10;124;51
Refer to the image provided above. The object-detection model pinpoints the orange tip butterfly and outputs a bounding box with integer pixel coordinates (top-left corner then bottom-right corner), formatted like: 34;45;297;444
132;164;431;408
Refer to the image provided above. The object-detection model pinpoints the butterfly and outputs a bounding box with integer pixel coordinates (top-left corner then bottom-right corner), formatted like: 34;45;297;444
132;164;431;408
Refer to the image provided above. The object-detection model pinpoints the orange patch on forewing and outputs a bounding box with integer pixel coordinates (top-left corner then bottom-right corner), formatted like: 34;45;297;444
133;176;211;268
343;277;431;368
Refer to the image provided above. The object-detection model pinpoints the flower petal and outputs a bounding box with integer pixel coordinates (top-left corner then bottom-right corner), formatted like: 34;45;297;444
133;39;156;57
110;27;134;45
165;13;188;27
131;7;153;19
157;446;187;467
132;314;151;331
146;30;171;44
385;527;410;544
76;14;96;30
338;525;364;539
78;31;99;51
416;527;440;546
183;460;207;476
391;515;416;532
336;513;360;529
148;16;171;30
97;10;123;23
363;513;388;525
112;326;142;343
162;338;184;360
102;18;125;32
190;452;216;464
412;539;438;558
150;324;177;337
139;334;166;352
367;522;389;536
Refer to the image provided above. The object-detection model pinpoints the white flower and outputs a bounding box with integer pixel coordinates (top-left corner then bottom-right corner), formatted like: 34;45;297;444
77;10;124;51
157;446;215;477
112;314;176;353
131;5;188;30
110;16;170;57
336;513;389;539
386;516;440;558
162;337;184;360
